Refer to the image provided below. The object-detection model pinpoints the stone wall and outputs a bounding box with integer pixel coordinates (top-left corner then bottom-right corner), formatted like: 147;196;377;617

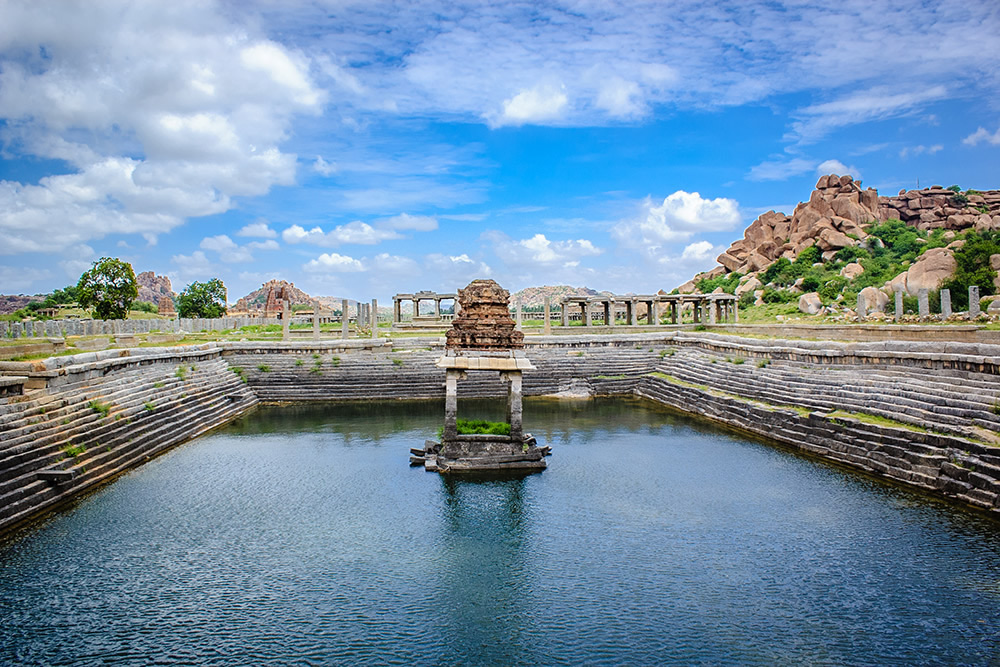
0;316;279;339
3;331;999;534
0;345;257;534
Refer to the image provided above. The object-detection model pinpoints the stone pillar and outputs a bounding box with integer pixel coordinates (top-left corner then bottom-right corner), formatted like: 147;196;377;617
970;286;981;318
312;300;320;340
543;297;552;335
629;300;637;326
434;299;441;318
515;297;522;331
918;289;929;318
857;292;867;319
709;299;718;324
506;371;523;441
371;299;379;339
444;369;459;441
585;301;593;326
560;301;568;327
940;289;952;319
282;300;290;340
605;300;613;327
342;299;350;339
393;298;401;324
894;290;903;323
733;298;739;323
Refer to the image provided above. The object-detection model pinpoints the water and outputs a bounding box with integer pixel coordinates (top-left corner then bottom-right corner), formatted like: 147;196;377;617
2;398;999;665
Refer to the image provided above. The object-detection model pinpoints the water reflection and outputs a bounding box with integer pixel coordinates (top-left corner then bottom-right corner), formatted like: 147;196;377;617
434;475;537;664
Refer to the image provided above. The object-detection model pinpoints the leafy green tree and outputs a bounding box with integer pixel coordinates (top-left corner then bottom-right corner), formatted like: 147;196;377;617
177;279;228;318
76;257;139;320
131;301;158;313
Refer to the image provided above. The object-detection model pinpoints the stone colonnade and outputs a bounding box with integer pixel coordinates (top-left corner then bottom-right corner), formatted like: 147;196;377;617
557;294;739;327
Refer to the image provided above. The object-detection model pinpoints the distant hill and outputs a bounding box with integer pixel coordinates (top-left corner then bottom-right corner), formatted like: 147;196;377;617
233;280;317;310
0;294;48;315
136;271;175;305
511;285;606;308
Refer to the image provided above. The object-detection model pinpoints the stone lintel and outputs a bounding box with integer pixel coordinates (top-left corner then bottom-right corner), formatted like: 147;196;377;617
436;355;534;371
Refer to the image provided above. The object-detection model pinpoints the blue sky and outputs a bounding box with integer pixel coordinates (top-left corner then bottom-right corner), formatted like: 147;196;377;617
1;0;999;302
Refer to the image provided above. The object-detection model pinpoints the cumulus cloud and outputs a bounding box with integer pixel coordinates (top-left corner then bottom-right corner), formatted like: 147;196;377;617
0;1;321;253
747;158;817;182
963;126;1000;147
816;159;861;180
612;191;740;249
680;241;715;262
199;235;254;263
490;84;568;127
247;240;280;251
898;145;943;159
237;221;278;238
485;231;602;268
303;252;366;273
170;250;215;284
282;222;402;247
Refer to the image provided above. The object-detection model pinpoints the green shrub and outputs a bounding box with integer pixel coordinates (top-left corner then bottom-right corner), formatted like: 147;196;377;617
941;230;1000;308
257;364;271;373
833;246;870;263
818;276;848;300
144;401;155;412
761;288;798;304
696;272;743;295
947;185;962;193
88;400;111;417
800;275;820;292
456;419;511;436
62;443;86;457
295;359;304;366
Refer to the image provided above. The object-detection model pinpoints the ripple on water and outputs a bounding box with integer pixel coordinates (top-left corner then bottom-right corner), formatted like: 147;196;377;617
1;398;999;666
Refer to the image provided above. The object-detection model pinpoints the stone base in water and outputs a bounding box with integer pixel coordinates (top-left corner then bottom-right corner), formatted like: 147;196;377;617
410;434;550;473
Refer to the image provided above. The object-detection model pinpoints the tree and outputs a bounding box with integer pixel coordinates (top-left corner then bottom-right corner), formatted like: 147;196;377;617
177;279;228;318
76;257;139;320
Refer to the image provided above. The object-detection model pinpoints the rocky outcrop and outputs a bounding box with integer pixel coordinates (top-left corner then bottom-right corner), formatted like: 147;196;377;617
884;247;958;296
685;177;1000;295
858;286;889;313
512;285;603;308
715;174;878;274
879;187;1000;231
136;271;174;305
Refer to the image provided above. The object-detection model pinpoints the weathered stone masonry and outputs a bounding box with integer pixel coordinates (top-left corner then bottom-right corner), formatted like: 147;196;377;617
2;331;1000;535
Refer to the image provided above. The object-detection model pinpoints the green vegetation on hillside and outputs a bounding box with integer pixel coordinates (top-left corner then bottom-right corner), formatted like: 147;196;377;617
706;221;1000;314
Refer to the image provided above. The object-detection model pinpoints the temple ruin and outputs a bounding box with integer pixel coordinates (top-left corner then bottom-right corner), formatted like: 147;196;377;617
411;279;548;473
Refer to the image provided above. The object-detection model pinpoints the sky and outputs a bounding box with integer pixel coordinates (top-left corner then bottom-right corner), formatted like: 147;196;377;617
1;0;999;303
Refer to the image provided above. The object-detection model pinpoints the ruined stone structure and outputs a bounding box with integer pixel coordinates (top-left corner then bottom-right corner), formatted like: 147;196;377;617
392;290;457;328
157;296;176;317
445;280;523;350
559;293;737;326
414;279;545;473
263;282;288;319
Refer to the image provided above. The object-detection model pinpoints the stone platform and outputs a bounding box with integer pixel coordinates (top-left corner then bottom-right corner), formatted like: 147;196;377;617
410;434;550;473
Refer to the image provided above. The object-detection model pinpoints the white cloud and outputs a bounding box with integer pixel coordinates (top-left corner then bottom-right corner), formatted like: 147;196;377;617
237;221;278;238
0;2;320;253
963;126;1000;147
371;253;421;274
425;253;492;283
171;250;214;282
681;241;715;262
491;84;568;127
303;252;365;273
790;86;948;143
486;232;602;267
282;222;402;247
612;191;740;249
314;155;338;176
816;159;861;180
199;234;253;263
248;240;280;251
595;77;643;118
747;158;816;182
898;144;943;159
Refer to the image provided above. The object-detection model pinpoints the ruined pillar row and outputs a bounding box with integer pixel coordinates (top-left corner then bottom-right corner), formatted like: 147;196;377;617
507;371;523;440
342;299;350;339
444;369;459;441
371;299;379;339
940;289;952;319
543;296;552;335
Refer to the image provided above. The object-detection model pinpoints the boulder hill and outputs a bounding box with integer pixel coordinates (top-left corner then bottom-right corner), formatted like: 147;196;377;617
682;175;1000;300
